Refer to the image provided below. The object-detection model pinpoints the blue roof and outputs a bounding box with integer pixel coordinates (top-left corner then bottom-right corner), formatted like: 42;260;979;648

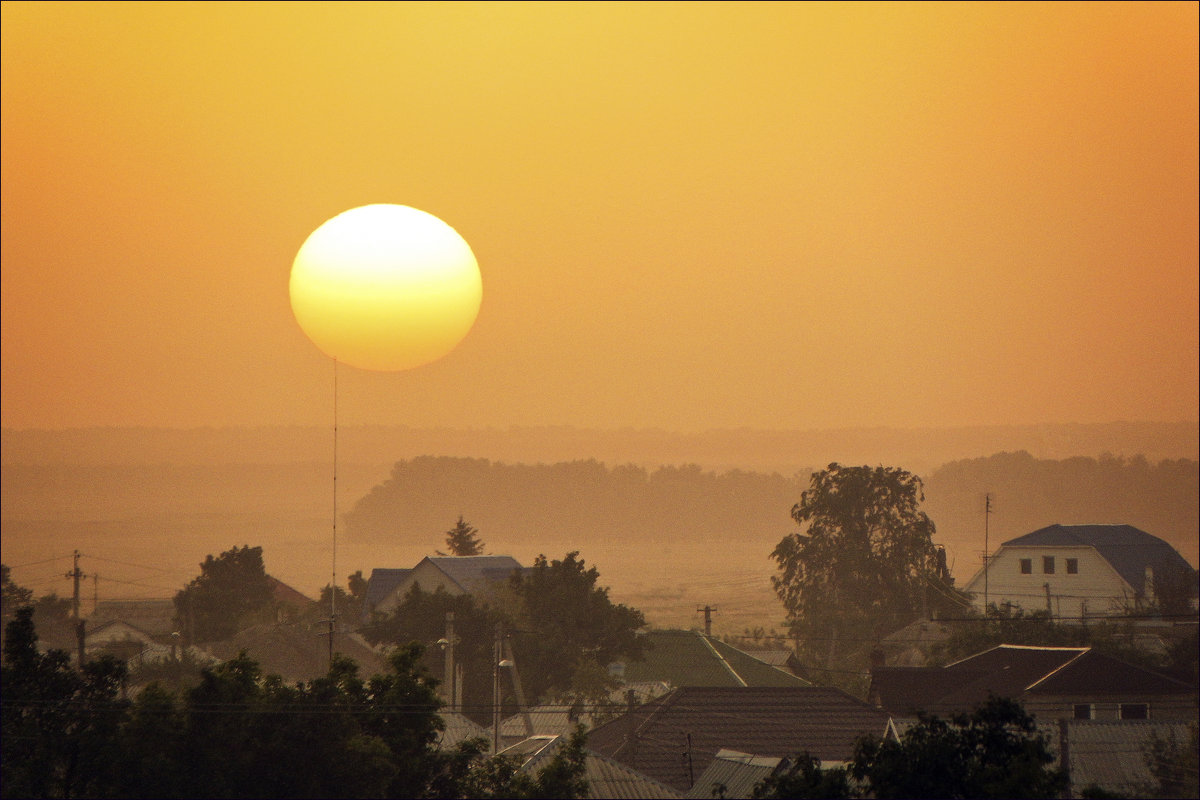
1002;524;1193;592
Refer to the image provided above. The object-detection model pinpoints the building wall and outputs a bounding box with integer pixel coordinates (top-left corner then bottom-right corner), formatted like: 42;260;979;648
1024;692;1199;722
965;546;1135;619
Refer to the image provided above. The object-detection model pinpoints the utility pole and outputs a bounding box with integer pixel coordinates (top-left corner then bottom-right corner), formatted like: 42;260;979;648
492;622;504;753
697;605;716;637
65;550;87;664
984;494;993;613
502;637;534;738
443;612;458;711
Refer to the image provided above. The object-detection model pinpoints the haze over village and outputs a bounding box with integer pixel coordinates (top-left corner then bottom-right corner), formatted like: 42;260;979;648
2;3;1196;799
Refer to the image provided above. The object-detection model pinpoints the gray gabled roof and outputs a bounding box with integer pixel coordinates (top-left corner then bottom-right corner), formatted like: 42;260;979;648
423;555;524;592
1001;524;1194;593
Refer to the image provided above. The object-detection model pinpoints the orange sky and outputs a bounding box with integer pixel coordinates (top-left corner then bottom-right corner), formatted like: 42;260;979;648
3;2;1197;433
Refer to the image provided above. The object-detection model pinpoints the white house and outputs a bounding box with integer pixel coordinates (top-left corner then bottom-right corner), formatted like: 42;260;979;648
963;524;1195;620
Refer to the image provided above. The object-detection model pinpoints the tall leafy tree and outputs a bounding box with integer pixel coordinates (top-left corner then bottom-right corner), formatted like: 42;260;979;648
174;545;274;643
507;552;646;703
849;696;1067;799
362;586;504;727
443;515;485;556
771;464;951;671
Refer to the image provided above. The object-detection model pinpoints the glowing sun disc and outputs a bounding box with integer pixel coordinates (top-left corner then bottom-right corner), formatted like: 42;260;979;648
290;204;482;371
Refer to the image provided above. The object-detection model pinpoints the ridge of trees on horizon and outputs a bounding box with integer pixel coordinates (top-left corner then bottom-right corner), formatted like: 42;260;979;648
345;453;1198;579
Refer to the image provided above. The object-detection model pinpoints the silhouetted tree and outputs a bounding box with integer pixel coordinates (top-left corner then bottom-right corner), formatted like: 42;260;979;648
507;551;646;702
1;607;130;799
771;464;957;673
174;545;273;643
1145;722;1199;799
849;696;1067;799
444;515;485;556
362;586;503;727
752;753;851;798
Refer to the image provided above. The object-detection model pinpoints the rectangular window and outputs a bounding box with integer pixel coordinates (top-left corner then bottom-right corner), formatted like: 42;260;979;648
1119;703;1148;720
1020;559;1032;574
1066;558;1078;574
1043;556;1055;574
1073;704;1093;720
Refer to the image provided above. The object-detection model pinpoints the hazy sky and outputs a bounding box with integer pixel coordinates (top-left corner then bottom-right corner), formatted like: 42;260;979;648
3;2;1197;433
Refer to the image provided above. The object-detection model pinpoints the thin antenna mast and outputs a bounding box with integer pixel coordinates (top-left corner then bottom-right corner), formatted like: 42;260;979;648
330;357;338;667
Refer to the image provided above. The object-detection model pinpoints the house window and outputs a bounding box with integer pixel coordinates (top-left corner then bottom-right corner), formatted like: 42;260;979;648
1020;559;1032;574
1073;704;1093;720
1119;703;1149;720
1043;556;1055;574
1066;558;1078;574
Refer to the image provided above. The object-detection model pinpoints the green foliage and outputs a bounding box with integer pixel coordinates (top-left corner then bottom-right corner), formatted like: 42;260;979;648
362;585;504;726
453;725;590;799
1145;722;1199;799
1;606;131;799
1141;560;1199;617
771;464;962;684
174;545;274;643
316;570;368;624
444;515;485;556
752;753;851;799
3;605;590;799
849;696;1068;799
363;551;647;721
1;563;33;623
507;551;647;702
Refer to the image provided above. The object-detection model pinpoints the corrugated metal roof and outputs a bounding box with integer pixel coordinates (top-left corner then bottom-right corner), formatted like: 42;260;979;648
504;735;684;799
436;711;491;751
684;750;785;799
1042;719;1193;797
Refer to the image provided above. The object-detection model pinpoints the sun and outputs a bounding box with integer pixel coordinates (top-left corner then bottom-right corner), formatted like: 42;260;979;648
290;205;482;371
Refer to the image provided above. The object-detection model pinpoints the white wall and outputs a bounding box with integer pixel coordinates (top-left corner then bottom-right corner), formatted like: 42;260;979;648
964;546;1134;619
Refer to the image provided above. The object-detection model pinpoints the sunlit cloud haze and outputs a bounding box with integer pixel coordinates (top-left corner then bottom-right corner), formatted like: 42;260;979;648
3;1;1197;433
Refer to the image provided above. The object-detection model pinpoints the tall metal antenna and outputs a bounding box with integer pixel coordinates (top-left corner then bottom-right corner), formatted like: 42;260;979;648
330;357;338;667
984;494;992;613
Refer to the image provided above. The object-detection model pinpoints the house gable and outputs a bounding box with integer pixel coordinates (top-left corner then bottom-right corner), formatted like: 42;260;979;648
375;556;523;616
